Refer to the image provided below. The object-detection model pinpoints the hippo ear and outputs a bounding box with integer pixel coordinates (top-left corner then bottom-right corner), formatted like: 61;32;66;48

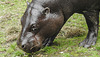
27;1;30;6
43;7;50;15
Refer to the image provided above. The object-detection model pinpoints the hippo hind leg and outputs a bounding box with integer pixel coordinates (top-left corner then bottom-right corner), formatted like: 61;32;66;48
79;10;99;48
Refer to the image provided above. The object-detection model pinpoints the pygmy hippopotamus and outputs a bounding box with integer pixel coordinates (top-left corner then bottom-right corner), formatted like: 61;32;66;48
17;0;100;53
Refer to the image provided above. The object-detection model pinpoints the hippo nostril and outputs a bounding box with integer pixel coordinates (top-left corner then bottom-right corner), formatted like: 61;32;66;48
22;45;25;49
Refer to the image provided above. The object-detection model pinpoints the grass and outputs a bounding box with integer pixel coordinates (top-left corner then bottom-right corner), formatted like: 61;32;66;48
0;0;100;57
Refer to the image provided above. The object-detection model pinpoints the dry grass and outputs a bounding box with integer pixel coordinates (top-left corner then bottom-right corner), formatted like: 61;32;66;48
6;26;19;35
58;26;86;38
5;26;20;43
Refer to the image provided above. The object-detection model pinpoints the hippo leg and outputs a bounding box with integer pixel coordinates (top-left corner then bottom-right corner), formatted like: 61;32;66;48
79;10;99;48
42;35;57;46
43;26;64;46
45;33;58;46
42;28;61;46
44;31;60;46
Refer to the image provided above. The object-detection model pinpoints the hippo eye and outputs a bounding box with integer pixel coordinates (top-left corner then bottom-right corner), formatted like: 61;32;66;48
30;24;37;32
31;28;37;31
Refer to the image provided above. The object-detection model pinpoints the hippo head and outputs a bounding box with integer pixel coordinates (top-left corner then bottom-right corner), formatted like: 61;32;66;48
17;2;64;53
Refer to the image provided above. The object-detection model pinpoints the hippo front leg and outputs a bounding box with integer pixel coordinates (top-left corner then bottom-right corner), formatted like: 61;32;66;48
42;36;56;47
79;10;99;48
43;26;64;46
43;31;59;46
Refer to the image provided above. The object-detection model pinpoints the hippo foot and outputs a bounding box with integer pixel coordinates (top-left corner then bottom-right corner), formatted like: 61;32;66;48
43;38;53;47
79;38;96;48
45;40;53;46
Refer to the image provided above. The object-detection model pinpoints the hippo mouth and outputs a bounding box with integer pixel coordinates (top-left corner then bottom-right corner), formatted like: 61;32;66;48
24;38;52;53
21;38;51;53
22;47;41;53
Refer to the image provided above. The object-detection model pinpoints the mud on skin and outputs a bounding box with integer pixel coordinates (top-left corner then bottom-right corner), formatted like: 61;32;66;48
17;0;100;53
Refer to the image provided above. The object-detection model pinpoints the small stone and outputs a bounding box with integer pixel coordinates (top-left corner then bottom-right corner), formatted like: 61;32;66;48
60;52;64;54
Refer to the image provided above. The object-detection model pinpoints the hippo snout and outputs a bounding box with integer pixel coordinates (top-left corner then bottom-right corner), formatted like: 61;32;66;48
17;37;42;53
21;43;40;53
